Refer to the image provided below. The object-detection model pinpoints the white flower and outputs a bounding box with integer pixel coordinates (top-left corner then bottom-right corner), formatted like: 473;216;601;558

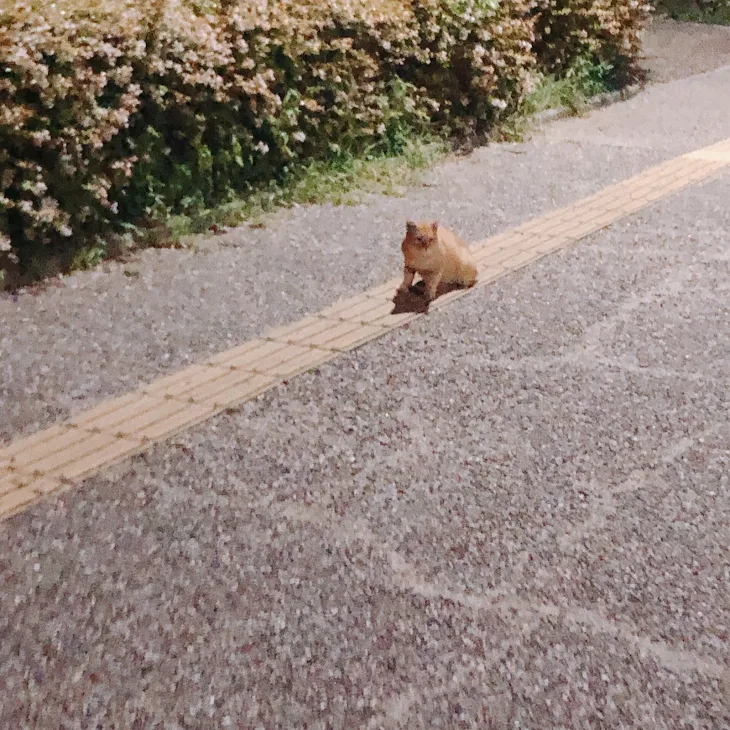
292;131;306;143
254;141;269;154
0;233;11;252
30;130;52;146
490;98;508;110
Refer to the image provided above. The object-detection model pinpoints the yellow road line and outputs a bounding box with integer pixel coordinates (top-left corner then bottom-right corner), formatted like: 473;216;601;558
1;139;729;520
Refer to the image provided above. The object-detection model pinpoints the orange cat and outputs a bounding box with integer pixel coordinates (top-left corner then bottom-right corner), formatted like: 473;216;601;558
397;220;478;301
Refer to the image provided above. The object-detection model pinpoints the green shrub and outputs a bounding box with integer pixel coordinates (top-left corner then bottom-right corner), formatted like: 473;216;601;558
533;0;652;83
655;0;730;25
0;0;649;280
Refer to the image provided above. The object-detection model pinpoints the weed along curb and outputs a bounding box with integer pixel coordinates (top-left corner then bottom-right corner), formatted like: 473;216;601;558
532;83;644;126
1;137;729;520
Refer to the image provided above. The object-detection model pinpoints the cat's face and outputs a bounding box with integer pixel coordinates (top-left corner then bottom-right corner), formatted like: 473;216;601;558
404;220;439;248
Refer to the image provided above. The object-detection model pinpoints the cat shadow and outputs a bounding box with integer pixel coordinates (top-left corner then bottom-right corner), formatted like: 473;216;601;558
390;279;463;314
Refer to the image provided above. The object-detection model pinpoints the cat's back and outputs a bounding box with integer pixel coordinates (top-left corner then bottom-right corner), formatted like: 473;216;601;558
438;224;469;252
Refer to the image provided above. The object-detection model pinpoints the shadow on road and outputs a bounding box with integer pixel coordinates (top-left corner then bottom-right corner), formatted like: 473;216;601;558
391;279;466;315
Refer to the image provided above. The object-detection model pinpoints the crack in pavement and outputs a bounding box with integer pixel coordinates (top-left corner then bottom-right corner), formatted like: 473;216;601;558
271;498;730;687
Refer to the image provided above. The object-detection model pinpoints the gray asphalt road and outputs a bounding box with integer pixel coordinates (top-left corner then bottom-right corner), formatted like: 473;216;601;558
641;17;730;83
3;171;729;729
2;26;730;730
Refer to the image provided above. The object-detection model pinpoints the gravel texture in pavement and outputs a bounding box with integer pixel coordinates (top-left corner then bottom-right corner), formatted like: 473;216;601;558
1;170;729;729
2;21;730;730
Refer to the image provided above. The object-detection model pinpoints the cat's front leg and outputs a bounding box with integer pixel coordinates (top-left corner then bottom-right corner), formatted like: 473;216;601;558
397;266;416;294
422;271;442;301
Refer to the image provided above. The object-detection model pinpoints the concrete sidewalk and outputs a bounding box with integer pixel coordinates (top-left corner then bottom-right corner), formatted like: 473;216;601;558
2;27;730;730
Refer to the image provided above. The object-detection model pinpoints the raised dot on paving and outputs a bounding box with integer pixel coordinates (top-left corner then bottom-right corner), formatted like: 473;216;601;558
0;470;22;497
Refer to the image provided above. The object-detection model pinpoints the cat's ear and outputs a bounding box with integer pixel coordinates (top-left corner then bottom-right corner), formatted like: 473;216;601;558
431;221;439;235
406;220;417;234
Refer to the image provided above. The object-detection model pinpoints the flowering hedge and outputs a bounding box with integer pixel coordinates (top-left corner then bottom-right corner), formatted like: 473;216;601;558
533;0;649;76
0;0;649;279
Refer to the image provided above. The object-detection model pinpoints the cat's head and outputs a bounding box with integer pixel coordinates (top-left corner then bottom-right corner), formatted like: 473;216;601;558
404;220;438;248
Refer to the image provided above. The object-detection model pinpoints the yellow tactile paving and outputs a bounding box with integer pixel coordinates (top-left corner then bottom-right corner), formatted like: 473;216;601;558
0;486;39;517
322;323;387;351
686;139;730;163
2;423;77;463
264;316;322;342
195;374;274;410
319;292;379;318
476;264;511;285
364;278;404;300
0;470;22;497
530;234;574;255
428;287;472;310
4;424;90;471
69;392;163;433
204;339;282;369
275;317;343;345
1;469;62;496
122;403;215;442
254;346;337;378
165;372;273;410
317;297;385;323
18;432;141;482
286;319;381;350
1;138;729;519
0;472;67;518
234;342;310;372
140;364;227;397
325;299;395;326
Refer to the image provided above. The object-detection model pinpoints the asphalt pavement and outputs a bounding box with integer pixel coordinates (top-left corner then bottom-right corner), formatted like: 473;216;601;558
1;23;730;730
